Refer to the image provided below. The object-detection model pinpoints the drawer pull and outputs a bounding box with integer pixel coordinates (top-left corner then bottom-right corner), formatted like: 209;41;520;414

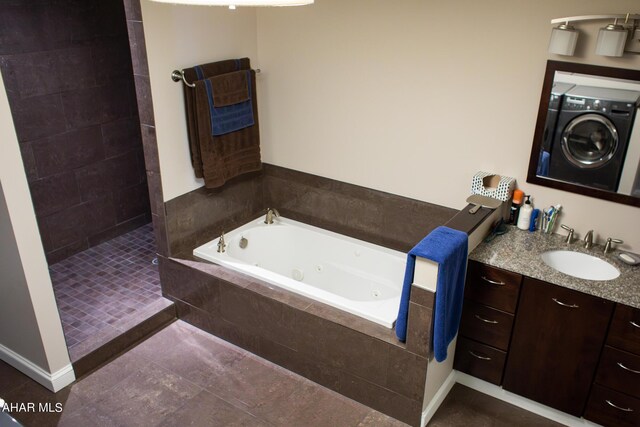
631;321;640;329
474;314;498;324
481;276;505;286
468;350;492;361
552;298;579;309
617;362;640;374
605;400;634;412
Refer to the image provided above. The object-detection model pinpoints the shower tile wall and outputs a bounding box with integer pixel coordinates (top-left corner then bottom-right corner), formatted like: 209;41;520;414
0;0;150;263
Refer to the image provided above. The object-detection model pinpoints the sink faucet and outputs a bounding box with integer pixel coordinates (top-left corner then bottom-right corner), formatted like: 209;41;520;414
264;208;280;225
584;230;594;249
604;237;623;255
217;232;226;253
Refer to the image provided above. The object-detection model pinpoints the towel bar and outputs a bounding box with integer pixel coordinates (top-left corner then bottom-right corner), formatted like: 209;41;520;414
171;68;261;88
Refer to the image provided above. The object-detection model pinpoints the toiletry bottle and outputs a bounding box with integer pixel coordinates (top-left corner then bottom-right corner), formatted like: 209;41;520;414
517;195;533;230
508;189;524;225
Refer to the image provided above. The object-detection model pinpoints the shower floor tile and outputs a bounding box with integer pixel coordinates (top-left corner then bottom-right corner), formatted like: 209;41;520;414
49;223;164;361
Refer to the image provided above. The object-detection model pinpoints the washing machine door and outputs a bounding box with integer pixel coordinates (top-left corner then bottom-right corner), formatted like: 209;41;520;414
561;114;618;169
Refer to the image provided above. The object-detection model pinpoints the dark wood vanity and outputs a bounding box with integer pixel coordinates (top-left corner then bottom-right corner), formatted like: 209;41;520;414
455;260;640;426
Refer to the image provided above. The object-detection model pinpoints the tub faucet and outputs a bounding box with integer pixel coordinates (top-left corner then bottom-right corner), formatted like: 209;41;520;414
584;230;594;249
265;208;280;225
217;232;226;253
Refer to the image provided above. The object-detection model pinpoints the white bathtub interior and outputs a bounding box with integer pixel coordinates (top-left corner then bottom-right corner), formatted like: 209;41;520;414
193;216;406;328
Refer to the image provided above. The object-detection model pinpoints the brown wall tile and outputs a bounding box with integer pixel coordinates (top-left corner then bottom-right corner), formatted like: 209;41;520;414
28;172;81;217
0;0;153;263
31;127;105;177
386;345;428;401
409;286;435;308
159;257;221;314
102;117;143;158
406;302;433;358
338;372;423;426
165;173;264;256
133;75;154;126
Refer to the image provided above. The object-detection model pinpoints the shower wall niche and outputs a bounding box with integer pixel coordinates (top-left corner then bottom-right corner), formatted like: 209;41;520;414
0;0;150;263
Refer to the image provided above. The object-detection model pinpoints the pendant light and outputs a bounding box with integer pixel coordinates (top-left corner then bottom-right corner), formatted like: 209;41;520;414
548;23;579;56
149;0;314;6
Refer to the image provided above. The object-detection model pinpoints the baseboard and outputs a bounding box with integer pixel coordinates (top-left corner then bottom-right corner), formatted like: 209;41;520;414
421;369;457;427
455;371;601;427
0;343;75;392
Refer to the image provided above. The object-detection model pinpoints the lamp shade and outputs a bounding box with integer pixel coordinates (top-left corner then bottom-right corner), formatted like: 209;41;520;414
596;24;628;57
149;0;313;5
548;24;579;56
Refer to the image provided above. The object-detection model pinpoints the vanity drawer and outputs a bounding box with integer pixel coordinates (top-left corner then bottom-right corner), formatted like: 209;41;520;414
595;346;640;399
454;336;506;385
465;261;522;313
607;304;640;356
459;300;514;351
584;384;640;427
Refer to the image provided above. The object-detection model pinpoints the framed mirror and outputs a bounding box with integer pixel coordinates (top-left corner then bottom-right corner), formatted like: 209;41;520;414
527;60;640;207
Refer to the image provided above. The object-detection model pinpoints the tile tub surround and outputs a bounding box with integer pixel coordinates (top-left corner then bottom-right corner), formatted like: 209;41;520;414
166;163;457;257
0;0;151;264
160;256;435;426
470;226;640;309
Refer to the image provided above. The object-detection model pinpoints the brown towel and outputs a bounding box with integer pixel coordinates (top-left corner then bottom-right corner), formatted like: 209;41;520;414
210;71;249;107
182;58;252;178
192;69;261;188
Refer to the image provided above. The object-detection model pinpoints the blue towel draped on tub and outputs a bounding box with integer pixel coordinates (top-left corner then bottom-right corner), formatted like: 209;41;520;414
395;226;468;362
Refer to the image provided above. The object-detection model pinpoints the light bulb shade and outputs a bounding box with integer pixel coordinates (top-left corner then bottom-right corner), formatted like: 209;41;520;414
149;0;313;5
595;25;628;57
548;25;579;56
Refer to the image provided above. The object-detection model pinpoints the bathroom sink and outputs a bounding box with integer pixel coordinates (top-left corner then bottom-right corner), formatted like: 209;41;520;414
541;250;620;281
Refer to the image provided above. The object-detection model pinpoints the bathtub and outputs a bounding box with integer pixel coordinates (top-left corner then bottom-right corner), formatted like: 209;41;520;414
193;216;406;328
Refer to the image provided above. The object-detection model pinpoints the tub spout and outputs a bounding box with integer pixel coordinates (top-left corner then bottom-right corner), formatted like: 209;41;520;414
217;232;226;253
264;208;280;225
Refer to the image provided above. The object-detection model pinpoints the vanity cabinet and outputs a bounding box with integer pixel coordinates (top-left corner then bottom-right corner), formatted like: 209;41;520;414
454;261;521;385
502;277;614;416
584;304;640;427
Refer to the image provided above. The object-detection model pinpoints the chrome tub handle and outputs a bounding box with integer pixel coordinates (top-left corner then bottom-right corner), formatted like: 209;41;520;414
474;314;498;324
469;351;492;361
605;400;634;412
552;298;579;309
481;276;505;286
617;362;640;374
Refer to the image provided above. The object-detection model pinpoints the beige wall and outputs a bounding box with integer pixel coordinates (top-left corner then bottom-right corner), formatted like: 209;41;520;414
0;74;71;382
255;0;640;251
142;0;639;251
141;0;258;201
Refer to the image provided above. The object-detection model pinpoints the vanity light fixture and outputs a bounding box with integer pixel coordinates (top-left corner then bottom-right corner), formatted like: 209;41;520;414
149;0;313;7
549;23;579;56
596;20;628;57
549;13;640;57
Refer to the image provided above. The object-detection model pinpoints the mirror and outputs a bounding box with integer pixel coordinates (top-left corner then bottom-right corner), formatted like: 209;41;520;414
527;61;640;208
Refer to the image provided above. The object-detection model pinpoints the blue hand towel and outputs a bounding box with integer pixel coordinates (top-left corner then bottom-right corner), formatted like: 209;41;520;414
395;226;468;362
194;66;255;136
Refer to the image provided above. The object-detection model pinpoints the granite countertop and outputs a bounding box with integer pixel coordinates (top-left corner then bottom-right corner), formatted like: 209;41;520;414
469;226;640;310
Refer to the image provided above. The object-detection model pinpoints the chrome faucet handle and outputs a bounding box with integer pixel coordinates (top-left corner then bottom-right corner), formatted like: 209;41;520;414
217;232;226;253
560;224;574;244
264;208;280;224
604;237;623;255
584;230;594;249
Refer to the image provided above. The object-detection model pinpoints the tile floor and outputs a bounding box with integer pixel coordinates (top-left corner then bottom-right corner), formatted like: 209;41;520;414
49;224;164;360
0;320;563;427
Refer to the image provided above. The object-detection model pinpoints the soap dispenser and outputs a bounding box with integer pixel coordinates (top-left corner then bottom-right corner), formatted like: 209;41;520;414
517;195;533;231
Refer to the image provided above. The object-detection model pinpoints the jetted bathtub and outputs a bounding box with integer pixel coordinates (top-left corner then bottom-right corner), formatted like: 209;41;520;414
193;216;406;328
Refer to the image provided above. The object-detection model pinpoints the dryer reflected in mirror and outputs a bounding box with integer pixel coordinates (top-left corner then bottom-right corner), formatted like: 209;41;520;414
528;61;640;207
